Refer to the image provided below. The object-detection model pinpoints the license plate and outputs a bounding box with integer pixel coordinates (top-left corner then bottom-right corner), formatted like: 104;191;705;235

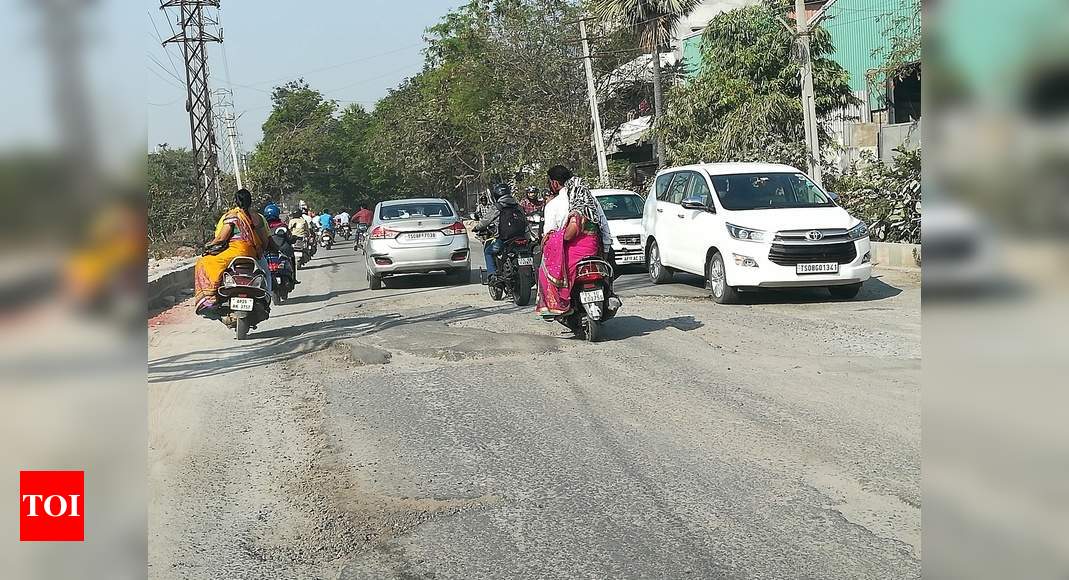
404;232;437;240
618;254;643;263
580;289;604;303
294;251;303;259
230;297;254;311
796;262;839;274
517;257;534;266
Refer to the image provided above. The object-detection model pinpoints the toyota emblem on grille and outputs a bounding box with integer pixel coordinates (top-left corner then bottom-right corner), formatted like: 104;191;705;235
806;230;823;241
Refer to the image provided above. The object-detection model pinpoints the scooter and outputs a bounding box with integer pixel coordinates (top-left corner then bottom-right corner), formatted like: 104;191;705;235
266;252;296;305
216;256;271;340
338;223;352;240
319;228;334;249
559;257;619;342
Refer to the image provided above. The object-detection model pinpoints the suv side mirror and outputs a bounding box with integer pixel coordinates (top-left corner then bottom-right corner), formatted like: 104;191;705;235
680;195;714;212
827;191;839;202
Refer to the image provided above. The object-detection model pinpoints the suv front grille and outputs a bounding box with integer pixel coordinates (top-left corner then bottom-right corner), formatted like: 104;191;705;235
768;242;857;266
617;234;640;246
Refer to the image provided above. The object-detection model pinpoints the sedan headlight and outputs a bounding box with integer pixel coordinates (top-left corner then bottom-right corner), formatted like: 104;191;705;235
847;221;869;240
726;223;768;242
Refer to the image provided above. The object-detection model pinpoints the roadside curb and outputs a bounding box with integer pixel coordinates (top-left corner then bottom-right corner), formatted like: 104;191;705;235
148;258;197;313
871;242;920;270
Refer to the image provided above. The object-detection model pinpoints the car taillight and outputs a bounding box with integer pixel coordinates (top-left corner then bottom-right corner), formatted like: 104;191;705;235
440;221;466;235
369;226;399;239
575;263;604;283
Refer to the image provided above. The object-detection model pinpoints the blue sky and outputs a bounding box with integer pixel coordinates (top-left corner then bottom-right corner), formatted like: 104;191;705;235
147;0;464;150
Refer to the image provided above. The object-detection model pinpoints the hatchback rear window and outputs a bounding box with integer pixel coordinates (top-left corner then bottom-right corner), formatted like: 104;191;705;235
379;202;454;221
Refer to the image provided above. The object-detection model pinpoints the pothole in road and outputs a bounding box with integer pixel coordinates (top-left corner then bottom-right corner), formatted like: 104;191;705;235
239;358;500;572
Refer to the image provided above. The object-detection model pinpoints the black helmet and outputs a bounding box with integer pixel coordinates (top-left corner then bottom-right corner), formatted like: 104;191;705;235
525;186;539;197
492;183;511;200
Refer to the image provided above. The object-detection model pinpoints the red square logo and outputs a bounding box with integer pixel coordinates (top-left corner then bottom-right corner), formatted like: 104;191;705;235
19;471;84;542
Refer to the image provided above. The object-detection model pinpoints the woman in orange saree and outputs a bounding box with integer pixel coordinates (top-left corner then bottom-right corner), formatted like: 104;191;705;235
193;190;267;316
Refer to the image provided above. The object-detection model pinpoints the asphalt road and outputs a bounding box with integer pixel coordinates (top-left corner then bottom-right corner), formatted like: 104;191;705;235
149;239;921;579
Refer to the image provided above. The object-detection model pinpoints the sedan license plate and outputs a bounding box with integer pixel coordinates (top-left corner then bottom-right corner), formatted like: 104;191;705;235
796;262;839;274
517;256;534;266
404;232;437;240
618;254;643;264
580;288;604;304
230;297;254;312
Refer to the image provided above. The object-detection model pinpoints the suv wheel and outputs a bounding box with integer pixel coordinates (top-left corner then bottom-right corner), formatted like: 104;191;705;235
707;251;740;304
647;240;673;284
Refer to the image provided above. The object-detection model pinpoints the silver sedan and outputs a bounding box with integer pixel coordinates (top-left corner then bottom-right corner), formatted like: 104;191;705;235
364;198;471;289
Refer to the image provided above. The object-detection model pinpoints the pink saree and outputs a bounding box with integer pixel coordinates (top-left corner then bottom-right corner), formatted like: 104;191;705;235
536;225;599;317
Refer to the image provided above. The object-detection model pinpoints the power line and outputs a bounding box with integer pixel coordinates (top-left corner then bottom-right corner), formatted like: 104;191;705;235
147;10;183;81
233;42;425;89
146;64;185;89
147;52;185;85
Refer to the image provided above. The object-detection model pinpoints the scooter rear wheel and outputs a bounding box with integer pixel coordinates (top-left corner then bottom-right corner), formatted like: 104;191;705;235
235;317;250;340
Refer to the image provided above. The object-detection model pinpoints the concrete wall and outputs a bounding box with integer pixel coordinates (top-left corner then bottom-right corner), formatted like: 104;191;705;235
871;241;920;269
148;258;197;311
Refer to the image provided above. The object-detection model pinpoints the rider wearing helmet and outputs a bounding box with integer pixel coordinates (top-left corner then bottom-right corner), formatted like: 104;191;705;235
263;202;284;230
474;183;523;276
519;186;544;215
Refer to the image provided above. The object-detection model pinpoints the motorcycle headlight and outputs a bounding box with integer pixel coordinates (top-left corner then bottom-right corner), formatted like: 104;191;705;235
726;223;768;242
848;221;869;240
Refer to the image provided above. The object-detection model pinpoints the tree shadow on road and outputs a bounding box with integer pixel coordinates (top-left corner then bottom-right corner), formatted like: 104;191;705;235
597;315;703;342
148;304;508;384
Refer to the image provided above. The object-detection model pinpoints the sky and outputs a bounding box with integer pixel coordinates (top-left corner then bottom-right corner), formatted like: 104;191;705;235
147;0;465;151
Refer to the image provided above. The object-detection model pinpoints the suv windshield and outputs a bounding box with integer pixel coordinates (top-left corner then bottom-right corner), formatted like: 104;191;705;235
595;194;644;220
379;202;453;221
710;173;834;210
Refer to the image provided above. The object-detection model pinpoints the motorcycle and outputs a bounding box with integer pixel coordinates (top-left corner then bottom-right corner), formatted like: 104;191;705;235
353;222;369;251
526;210;544;268
558;257;617;342
216;256;271;340
338;223;352;241
480;236;534;307
292;237;312;269
319;228;334;249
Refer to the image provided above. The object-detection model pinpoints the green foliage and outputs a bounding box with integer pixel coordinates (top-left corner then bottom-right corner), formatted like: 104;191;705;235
148;146;215;254
366;0;594;199
659;2;857;165
869;0;921;88
828;148;921;244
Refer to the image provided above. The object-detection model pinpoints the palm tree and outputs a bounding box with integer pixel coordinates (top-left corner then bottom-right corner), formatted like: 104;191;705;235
590;0;704;167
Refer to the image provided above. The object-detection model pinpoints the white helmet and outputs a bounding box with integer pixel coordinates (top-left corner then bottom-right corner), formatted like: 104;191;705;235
298;199;308;210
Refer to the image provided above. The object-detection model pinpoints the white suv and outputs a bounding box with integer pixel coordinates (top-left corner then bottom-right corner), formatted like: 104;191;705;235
641;163;872;303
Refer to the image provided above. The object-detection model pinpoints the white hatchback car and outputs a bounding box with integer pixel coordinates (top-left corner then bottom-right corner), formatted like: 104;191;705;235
592;189;646;269
641;163;872;303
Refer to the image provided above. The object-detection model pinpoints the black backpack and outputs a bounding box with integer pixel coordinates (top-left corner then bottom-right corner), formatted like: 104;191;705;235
497;204;526;241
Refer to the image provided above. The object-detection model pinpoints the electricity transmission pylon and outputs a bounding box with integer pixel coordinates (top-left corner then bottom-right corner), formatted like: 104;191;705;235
160;0;223;206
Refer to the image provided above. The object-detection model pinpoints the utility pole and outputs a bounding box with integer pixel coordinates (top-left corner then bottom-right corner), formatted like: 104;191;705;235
160;0;223;206
214;88;244;190
579;18;609;185
788;0;838;188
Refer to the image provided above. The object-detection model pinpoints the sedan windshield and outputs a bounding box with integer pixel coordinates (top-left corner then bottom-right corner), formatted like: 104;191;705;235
379;202;453;221
595;194;644;220
710;173;834;210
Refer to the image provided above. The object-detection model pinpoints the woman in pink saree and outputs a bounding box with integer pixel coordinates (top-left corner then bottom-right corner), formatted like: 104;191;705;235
536;175;602;317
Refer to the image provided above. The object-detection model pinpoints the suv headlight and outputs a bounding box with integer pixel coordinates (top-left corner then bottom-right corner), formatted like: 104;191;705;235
847;221;869;240
726;223;768;242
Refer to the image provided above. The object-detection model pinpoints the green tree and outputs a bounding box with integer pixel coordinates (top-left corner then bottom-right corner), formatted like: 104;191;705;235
590;0;704;166
148;146;205;253
659;2;857;167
